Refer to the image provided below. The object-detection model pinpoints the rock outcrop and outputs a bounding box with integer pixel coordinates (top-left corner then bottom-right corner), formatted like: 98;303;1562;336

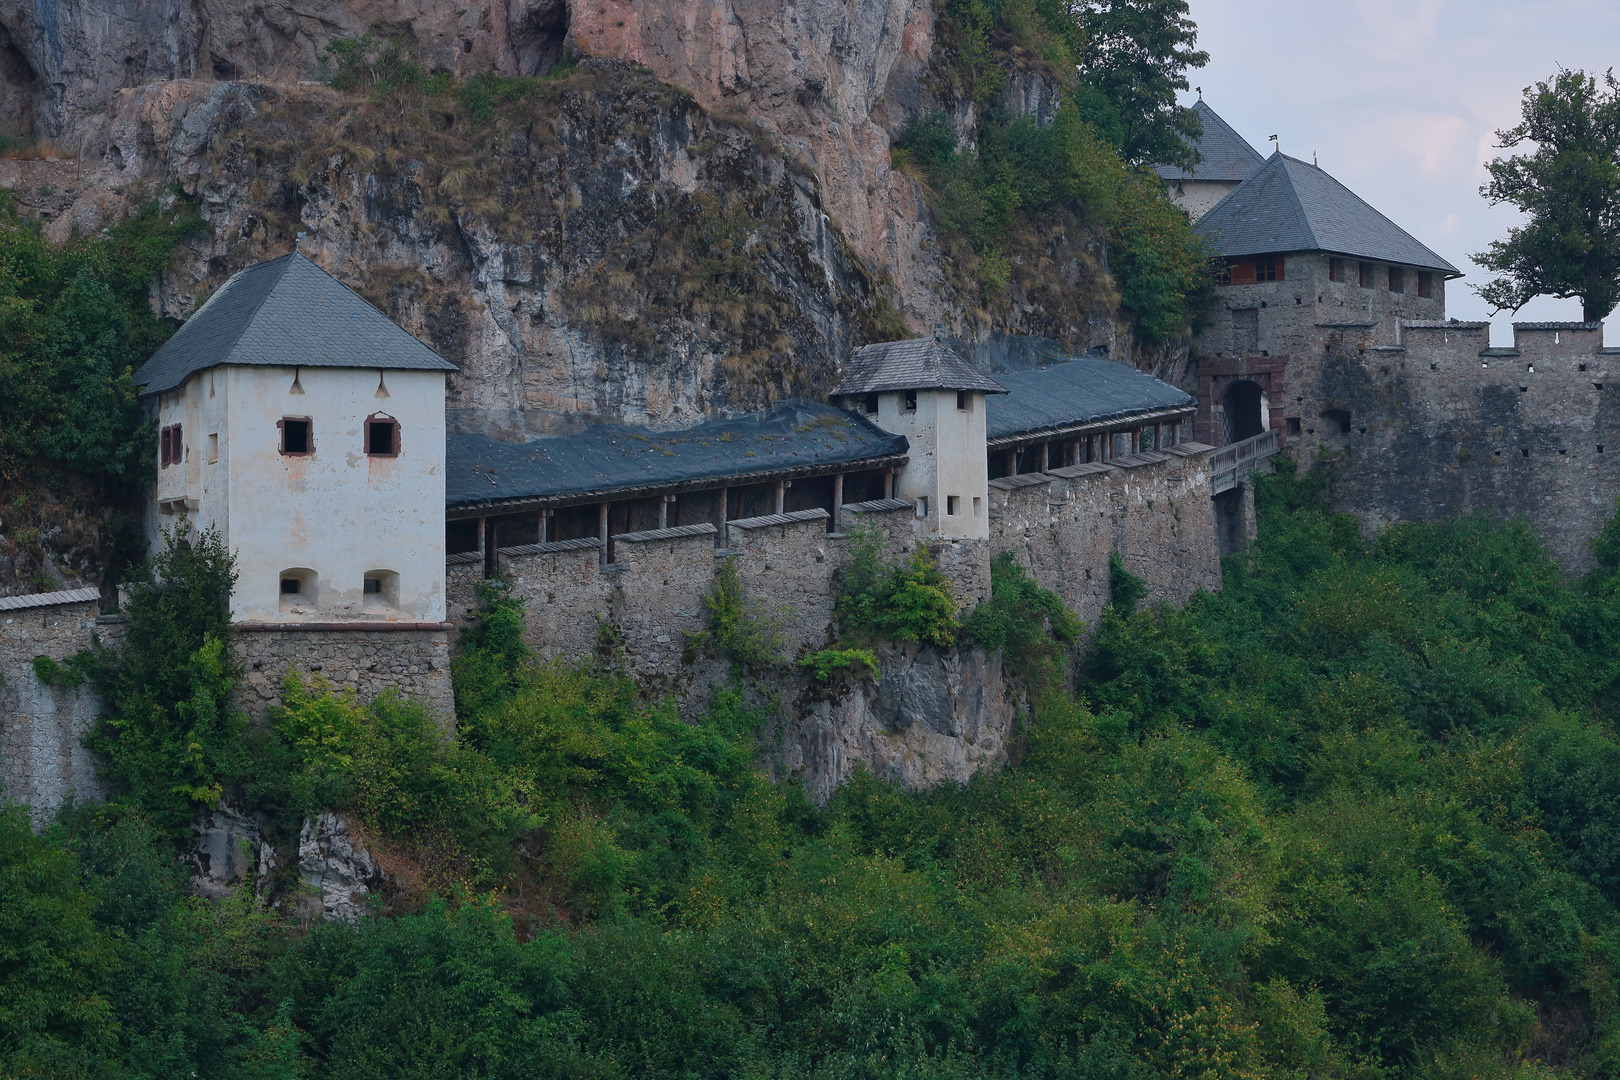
298;811;383;922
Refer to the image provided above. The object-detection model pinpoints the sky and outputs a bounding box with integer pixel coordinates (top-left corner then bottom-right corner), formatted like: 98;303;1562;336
1185;0;1620;345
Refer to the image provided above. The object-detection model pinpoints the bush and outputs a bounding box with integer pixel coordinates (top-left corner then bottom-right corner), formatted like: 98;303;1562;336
836;528;961;649
963;552;1081;686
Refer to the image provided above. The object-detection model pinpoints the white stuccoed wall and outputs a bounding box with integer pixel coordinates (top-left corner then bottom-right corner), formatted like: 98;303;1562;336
875;388;990;540
150;364;447;624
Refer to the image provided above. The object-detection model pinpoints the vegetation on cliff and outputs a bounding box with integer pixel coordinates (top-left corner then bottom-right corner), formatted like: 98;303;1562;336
9;464;1620;1077
899;0;1213;343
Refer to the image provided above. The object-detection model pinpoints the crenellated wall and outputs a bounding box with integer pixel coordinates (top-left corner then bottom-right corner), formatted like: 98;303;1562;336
1302;320;1620;571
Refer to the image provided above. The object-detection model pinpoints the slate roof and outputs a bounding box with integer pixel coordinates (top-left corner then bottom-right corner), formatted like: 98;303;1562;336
831;338;1008;396
446;400;909;513
0;587;101;612
133;251;456;397
985;357;1195;444
1155;100;1266;183
1195;153;1461;275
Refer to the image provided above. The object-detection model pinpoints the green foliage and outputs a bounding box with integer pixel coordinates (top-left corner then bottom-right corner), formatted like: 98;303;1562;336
85;530;241;835
837;528;961;649
798;647;880;682
323;35;424;95
1475;68;1620;321
32;653;85;691
1107;549;1149;613
963;552;1081;686
698;557;791;666
1070;0;1210;169
0;191;201;486
450;577;531;722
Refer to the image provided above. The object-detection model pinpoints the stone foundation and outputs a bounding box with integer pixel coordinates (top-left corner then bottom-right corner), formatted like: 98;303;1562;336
235;624;455;720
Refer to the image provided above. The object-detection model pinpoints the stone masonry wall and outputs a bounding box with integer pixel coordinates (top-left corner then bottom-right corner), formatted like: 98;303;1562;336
1;595;119;822
988;445;1221;632
236;627;455;719
1308;320;1620;572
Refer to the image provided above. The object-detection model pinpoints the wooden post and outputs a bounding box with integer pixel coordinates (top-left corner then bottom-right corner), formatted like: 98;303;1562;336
832;473;844;532
659;494;674;530
1039;443;1049;473
542;508;554;542
598;502;609;566
718;486;729;548
883;470;893;499
775;480;786;515
1007;449;1018;476
483;519;497;579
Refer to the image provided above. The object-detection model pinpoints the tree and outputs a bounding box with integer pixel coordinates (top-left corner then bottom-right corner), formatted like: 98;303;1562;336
1474;68;1620;322
1071;0;1209;169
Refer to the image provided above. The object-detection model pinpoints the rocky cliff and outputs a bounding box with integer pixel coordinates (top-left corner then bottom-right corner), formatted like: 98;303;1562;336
0;0;1153;438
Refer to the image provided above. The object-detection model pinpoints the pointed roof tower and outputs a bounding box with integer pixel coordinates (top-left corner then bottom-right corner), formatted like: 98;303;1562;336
831;338;1008;396
133;251;456;397
1155;100;1266;183
1195;153;1460;275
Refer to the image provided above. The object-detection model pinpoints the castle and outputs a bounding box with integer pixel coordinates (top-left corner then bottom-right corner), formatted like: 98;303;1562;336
9;97;1617;815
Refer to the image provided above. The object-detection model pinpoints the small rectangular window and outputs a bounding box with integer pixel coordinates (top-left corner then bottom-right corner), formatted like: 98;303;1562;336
916;496;928;518
1389;267;1405;294
956;390;969;412
1359;263;1372;288
366;419;398;456
864;393;879;414
1254;256;1280;282
1417;272;1434;299
1228;259;1256;284
947;495;960;516
207;433;219;463
363;578;381;595
1329;257;1343;282
973;497;982;517
904;389;917;412
160;424;183;467
280;577;301;595
280;417;312;455
159;426;170;468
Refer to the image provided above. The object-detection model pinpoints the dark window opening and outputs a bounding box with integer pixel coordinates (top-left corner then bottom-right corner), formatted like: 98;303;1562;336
1287;417;1302;437
1522;448;1530;458
947;495;960;516
864;393;879;414
446;519;480;555
160;423;183;467
956;390;969;411
1359;263;1373;289
280;417;312;455
366;418;399;456
1329;258;1343;282
1222;380;1266;444
363;578;381;594
280;577;301;595
1389;267;1406;294
1322;409;1352;434
904;389;917;412
1417;272;1434;299
1254;256;1280;282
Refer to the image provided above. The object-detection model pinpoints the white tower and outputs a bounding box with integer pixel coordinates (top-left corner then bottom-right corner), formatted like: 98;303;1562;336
133;252;458;625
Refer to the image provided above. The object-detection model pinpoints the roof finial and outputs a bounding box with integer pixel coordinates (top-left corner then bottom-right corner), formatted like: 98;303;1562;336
1313;150;1318;167
296;230;306;251
1269;134;1280;155
933;322;944;341
1195;86;1202;99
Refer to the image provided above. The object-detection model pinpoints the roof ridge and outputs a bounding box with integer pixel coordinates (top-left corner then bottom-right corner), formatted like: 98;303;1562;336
167;252;295;371
1276;155;1322;252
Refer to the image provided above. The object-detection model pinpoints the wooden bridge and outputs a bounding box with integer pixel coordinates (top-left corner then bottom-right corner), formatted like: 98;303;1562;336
1210;429;1282;495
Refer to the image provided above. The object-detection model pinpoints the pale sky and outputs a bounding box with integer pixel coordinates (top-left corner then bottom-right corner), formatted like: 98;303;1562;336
1186;0;1620;344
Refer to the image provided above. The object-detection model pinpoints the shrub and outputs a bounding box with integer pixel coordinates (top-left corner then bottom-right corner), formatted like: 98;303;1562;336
798;647;880;682
963;552;1081;687
696;556;791;666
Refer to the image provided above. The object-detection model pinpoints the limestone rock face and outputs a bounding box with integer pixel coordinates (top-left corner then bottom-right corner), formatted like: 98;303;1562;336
298;811;382;922
187;803;274;901
781;644;1020;802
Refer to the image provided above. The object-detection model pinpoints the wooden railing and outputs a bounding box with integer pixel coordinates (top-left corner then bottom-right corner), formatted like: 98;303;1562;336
1210;429;1281;494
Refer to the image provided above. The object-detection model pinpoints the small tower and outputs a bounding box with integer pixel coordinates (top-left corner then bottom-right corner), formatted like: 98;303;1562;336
133;252;458;624
831;338;1006;539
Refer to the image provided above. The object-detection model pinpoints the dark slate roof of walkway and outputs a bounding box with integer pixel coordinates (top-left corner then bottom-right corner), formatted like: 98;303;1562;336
985;357;1194;443
1195;152;1460;275
832;338;1007;396
133;251;455;397
446;400;909;512
1154;100;1266;182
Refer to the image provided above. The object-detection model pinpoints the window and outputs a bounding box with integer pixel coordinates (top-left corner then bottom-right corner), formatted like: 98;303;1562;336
863;393;879;414
279;417;312;455
279;568;318;610
207;433;218;464
1329;257;1344;282
280;577;302;594
916;496;928;518
1227;259;1256;284
1358;263;1373;289
366;415;399;456
363;570;399;610
904;389;917;412
160;424;183;468
973;496;982;517
1417;272;1434;299
1389;267;1405;294
947;495;960;515
1254;255;1280;282
956;390;970;412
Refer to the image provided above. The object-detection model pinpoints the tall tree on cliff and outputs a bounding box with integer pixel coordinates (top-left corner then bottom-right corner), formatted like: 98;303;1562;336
1475;68;1620;322
1070;0;1209;169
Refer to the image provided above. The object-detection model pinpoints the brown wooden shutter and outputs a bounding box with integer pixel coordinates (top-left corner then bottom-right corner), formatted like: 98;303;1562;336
1229;259;1256;285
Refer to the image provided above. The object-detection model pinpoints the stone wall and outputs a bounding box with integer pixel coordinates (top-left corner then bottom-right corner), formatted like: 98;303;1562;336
1;592;119;822
988;445;1221;631
1306;320;1620;572
236;625;455;719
